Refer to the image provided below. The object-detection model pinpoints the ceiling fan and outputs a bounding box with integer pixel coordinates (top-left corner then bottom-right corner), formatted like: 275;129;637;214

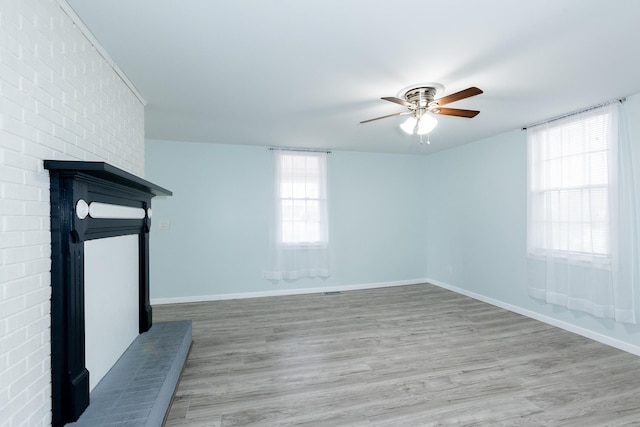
361;84;483;137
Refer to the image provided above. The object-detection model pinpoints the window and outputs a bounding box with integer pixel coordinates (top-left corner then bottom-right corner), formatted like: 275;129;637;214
276;150;328;246
526;102;638;324
527;108;614;258
267;149;330;280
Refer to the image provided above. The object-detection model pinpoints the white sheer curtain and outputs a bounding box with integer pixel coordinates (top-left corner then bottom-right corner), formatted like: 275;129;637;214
526;102;638;324
265;149;330;280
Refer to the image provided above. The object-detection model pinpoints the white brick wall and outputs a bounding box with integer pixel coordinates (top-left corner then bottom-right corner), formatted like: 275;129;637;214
0;1;145;425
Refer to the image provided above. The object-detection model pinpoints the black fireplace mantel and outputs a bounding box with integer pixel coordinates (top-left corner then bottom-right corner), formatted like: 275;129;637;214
45;161;171;426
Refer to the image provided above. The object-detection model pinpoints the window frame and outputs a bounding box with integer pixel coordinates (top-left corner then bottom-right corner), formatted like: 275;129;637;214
526;107;615;263
275;150;329;248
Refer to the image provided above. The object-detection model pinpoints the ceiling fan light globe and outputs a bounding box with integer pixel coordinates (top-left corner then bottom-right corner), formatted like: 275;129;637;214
417;114;438;135
400;116;417;134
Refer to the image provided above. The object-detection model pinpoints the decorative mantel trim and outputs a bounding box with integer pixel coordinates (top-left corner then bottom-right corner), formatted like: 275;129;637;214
44;161;171;426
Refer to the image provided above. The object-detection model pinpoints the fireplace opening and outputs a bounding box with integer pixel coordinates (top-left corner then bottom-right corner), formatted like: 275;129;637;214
84;234;140;391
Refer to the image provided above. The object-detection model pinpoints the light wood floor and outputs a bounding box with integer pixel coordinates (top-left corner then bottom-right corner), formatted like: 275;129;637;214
154;284;640;426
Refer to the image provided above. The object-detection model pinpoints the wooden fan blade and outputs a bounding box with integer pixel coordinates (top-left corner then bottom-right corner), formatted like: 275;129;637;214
381;96;413;108
360;111;410;123
434;107;480;118
435;87;483;106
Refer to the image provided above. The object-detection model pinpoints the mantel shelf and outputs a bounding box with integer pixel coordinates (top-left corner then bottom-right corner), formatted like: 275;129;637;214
44;160;172;197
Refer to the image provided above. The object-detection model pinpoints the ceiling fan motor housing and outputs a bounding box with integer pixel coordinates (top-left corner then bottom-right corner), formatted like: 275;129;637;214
403;87;436;106
403;87;439;117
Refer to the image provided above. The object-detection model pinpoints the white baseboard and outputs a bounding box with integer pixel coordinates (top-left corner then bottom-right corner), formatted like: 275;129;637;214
151;278;429;306
427;278;640;357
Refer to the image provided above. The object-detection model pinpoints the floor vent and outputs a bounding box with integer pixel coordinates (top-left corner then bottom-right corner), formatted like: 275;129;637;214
323;291;342;295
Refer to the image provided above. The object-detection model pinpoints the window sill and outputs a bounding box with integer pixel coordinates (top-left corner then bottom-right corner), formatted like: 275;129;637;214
280;242;328;249
527;249;611;267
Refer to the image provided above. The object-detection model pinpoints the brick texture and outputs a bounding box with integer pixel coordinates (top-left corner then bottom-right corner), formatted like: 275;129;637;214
0;1;145;425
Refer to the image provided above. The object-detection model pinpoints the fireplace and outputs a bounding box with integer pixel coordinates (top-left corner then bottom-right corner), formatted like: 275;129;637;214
45;161;172;426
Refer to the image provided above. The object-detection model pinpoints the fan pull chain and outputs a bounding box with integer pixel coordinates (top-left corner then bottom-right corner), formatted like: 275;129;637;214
419;134;431;145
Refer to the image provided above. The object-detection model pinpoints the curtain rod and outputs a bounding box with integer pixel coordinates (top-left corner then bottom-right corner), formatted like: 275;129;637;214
521;97;625;130
268;146;332;154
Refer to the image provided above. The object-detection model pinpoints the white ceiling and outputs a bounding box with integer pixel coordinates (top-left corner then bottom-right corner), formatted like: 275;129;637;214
66;0;640;154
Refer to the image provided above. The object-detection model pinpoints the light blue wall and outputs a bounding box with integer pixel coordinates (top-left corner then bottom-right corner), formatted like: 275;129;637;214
425;130;527;304
324;150;428;285
425;93;640;346
145;140;428;299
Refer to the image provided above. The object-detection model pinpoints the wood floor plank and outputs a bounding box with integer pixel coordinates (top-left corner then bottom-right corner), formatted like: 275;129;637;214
154;283;640;426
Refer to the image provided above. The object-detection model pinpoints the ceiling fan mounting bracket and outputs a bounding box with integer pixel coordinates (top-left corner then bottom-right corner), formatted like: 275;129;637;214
397;82;444;99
